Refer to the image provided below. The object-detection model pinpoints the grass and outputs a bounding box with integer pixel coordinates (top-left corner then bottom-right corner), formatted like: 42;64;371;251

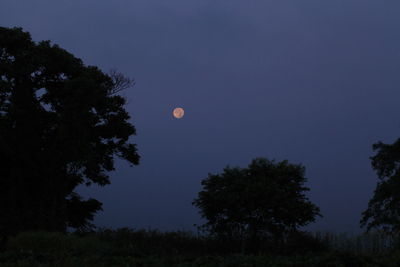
0;228;399;266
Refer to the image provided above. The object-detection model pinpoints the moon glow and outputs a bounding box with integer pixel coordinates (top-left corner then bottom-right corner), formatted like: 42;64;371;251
173;107;184;119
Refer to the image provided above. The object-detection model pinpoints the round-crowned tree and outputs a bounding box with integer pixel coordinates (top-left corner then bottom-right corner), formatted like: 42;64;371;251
0;27;139;234
193;158;321;246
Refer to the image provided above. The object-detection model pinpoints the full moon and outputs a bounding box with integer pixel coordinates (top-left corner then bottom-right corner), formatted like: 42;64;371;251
173;107;184;119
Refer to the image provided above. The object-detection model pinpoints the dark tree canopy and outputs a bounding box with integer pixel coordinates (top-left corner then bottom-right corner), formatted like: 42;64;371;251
193;158;321;244
361;138;400;233
0;27;139;234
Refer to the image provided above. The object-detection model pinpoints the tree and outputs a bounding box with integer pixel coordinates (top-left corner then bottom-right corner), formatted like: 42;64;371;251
0;27;139;234
193;158;321;251
361;138;400;233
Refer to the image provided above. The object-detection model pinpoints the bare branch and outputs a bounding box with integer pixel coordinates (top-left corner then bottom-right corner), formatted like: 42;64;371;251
108;69;135;95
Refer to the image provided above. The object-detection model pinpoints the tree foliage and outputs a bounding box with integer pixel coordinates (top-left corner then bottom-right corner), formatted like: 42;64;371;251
361;138;400;233
193;158;321;246
0;27;139;234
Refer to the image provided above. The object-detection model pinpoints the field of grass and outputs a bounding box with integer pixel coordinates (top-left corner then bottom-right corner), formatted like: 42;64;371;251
0;228;399;267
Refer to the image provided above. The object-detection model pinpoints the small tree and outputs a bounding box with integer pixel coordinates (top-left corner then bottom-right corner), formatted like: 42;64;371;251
0;27;139;234
361;138;400;233
193;158;321;251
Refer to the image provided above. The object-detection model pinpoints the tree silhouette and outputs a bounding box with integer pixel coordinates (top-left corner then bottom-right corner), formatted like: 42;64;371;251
361;138;400;233
193;158;321;251
0;27;139;234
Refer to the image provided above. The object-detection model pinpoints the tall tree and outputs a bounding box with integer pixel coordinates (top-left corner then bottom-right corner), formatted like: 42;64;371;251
361;138;400;233
193;158;321;251
0;27;139;234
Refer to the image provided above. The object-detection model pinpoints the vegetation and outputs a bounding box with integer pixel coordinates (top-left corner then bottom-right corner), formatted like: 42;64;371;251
2;25;400;266
193;158;321;253
0;27;139;235
361;138;400;233
0;229;400;267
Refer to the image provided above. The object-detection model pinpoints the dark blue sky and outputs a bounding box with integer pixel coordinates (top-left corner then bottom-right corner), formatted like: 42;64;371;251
1;0;400;233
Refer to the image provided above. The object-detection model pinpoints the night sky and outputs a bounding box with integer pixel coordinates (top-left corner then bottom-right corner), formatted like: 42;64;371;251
1;0;400;233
